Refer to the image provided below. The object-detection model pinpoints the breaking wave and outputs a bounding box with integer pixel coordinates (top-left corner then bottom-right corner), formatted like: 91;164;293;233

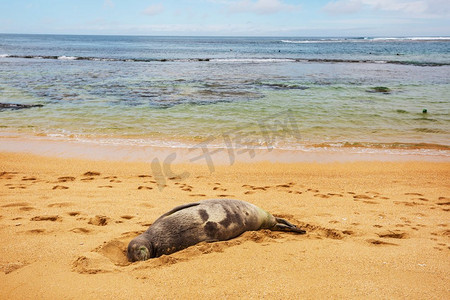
1;54;448;67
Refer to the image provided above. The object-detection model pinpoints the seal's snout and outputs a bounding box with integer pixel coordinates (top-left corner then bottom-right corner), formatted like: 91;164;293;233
127;239;151;262
137;246;150;261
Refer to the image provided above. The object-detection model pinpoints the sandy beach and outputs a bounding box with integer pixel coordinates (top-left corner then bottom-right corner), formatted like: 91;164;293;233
0;151;449;299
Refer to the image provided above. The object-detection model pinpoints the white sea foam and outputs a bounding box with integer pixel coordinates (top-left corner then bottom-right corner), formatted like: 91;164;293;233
281;40;330;44
282;37;450;44
372;37;450;42
281;39;351;44
58;56;78;60
0;54;10;58
210;58;295;63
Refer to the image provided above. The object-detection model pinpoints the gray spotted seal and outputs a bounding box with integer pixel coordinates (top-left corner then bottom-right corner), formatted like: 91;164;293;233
127;199;305;262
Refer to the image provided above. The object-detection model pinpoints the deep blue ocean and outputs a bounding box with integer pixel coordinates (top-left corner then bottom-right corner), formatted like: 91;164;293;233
0;34;449;155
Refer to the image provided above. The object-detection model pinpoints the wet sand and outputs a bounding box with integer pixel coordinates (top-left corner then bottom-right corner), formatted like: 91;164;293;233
0;152;449;299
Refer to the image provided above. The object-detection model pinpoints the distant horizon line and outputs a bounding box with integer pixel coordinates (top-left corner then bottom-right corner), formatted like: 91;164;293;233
1;32;450;39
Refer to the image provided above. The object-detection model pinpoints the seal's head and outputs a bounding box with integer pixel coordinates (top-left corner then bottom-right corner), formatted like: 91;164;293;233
127;235;152;262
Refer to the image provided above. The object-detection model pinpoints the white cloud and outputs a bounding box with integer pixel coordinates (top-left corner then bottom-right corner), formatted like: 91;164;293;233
362;0;427;14
323;0;362;15
143;3;164;16
227;0;301;15
425;0;450;15
324;0;450;16
103;0;115;9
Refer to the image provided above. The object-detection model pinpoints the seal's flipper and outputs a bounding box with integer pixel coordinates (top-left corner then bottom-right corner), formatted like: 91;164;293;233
273;217;306;234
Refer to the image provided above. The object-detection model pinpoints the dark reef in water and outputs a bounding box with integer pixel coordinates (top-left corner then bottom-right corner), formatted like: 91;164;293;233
2;54;448;67
0;103;44;110
366;86;391;94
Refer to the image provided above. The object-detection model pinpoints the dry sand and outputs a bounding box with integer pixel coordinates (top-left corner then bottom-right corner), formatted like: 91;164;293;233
0;152;449;299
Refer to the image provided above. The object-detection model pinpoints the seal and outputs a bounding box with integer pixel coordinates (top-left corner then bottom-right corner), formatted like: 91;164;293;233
127;199;305;261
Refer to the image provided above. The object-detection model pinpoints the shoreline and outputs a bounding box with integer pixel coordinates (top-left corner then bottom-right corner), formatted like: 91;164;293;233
1;132;449;164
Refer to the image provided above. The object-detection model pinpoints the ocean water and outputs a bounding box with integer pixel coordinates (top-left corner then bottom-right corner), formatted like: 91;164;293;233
0;34;449;156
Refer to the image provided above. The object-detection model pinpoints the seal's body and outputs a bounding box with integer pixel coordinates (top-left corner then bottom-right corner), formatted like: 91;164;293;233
127;199;305;262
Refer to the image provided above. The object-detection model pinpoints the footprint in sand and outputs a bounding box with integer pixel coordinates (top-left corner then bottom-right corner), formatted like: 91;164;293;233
189;194;206;197
377;231;408;239
98;185;113;188
328;193;344;197
353;194;372;200
0;171;18;180
22;176;37;181
394;201;425;207
83;171;101;176
2;203;34;211
6;184;27;189
138;222;152;227
120;215;134;220
431;229;450;237
137;186;153;190
213;186;227;191
366;239;399;246
26;229;47;234
286;190;303;194
217;194;235;198
52;185;69;190
48;202;73;208
67;212;81;216
436;201;450;206
314;194;330;199
412;197;429;202
363;200;379;205
31;215;61;222
57;176;76;182
405;192;423;196
255;186;268;191
374;195;390;200
276;183;295;188
88;215;110;226
242;184;269;191
2;202;31;208
20;206;35;211
81;177;95;181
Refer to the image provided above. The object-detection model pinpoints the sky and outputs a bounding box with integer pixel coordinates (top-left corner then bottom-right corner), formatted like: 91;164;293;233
0;0;449;36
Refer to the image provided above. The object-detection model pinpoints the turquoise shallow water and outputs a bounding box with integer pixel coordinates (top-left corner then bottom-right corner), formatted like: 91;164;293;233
0;35;449;155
